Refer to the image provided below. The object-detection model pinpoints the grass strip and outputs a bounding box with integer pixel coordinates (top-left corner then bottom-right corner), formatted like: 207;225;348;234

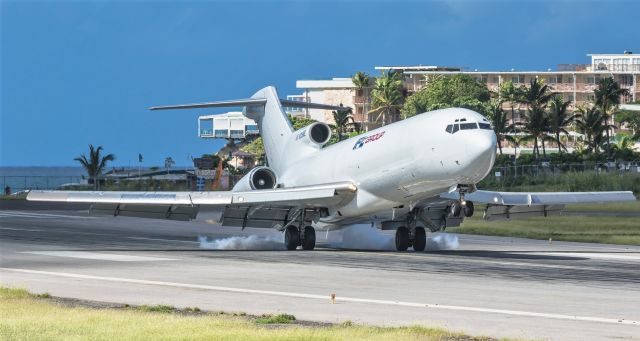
0;287;508;341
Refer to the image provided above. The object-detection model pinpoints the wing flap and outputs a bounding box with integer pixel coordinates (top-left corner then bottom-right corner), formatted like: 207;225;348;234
27;182;356;225
441;190;635;206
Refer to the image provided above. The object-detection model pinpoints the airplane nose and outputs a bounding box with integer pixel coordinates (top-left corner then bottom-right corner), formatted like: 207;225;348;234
463;132;497;181
468;132;496;158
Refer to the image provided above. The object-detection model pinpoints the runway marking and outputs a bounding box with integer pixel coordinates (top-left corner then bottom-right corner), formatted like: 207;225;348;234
0;211;92;219
1;267;638;326
542;252;640;261
127;236;199;244
20;251;176;262
0;227;45;232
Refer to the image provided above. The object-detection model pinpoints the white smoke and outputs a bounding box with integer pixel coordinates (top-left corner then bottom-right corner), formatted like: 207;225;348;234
426;233;459;251
329;224;459;251
331;224;395;250
198;235;285;251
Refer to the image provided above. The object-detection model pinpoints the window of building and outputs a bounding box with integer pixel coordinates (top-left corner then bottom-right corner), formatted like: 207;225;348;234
566;94;574;102
492;76;500;84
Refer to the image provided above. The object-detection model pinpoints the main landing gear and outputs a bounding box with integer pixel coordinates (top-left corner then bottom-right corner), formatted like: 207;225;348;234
394;226;426;252
284;225;316;250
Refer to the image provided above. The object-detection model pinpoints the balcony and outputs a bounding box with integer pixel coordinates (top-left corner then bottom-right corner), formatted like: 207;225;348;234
353;96;368;104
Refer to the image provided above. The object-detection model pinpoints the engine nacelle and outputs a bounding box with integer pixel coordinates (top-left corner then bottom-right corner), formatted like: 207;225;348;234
232;166;277;191
293;122;332;148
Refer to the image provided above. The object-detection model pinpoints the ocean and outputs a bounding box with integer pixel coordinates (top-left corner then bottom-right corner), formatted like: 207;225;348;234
0;167;87;192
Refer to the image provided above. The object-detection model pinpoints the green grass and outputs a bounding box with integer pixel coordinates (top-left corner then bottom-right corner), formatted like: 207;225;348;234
451;213;640;245
564;200;640;212
255;313;296;324
0;287;508;341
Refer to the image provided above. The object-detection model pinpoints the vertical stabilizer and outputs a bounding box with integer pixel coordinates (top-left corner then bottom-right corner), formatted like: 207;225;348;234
244;86;293;175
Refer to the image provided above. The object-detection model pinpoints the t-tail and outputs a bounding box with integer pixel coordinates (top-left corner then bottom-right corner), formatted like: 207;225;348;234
149;86;349;175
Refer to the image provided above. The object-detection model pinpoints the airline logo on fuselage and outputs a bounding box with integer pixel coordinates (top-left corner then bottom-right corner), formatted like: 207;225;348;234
353;131;385;150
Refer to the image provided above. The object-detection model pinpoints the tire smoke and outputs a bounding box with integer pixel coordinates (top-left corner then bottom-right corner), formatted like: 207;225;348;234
198;235;285;250
329;224;460;251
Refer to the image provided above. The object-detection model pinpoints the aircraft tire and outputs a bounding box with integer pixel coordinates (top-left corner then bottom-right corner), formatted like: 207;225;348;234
413;227;426;252
302;226;316;250
395;226;410;251
463;201;474;217
284;226;299;250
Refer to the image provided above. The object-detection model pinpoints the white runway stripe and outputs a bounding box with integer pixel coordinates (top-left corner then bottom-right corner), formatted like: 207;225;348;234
1;267;637;326
0;211;92;219
20;251;176;262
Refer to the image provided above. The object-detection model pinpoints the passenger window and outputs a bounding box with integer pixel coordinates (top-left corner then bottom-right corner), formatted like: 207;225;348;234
452;124;459;133
460;123;478;130
478;123;492;130
446;125;453;133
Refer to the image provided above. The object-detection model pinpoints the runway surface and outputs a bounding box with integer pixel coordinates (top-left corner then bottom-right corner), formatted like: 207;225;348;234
1;206;639;341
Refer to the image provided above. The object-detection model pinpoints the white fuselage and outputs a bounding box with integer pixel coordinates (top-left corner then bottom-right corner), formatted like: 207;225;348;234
275;108;497;229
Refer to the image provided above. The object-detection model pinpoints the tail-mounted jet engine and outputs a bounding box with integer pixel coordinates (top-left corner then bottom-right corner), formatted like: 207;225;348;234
232;166;277;191
297;122;332;148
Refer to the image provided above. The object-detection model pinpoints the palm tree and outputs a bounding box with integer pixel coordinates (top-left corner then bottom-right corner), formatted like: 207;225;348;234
331;108;356;141
548;96;578;153
520;78;555;109
594;77;630;156
499;81;524;127
352;72;371;122
575;106;610;153
518;106;552;158
487;101;517;155
74;144;116;190
518;78;555;158
369;71;404;125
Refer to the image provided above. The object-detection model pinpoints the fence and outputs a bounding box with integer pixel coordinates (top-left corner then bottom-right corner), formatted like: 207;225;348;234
2;162;639;194
1;174;246;194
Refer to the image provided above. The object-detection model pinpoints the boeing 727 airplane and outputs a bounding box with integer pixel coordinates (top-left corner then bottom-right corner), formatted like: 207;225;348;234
28;86;636;251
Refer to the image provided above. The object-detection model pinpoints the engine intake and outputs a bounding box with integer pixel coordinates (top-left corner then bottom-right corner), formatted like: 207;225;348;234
232;166;277;191
309;122;331;145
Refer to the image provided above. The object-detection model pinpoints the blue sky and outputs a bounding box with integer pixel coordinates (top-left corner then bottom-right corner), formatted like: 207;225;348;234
2;0;638;167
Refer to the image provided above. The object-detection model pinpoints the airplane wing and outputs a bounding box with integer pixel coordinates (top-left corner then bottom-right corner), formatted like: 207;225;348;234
440;190;636;221
27;182;357;228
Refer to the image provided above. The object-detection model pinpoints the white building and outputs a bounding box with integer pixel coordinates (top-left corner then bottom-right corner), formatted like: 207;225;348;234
197;112;259;140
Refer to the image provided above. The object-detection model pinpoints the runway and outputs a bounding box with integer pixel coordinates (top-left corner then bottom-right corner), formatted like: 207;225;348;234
1;206;639;341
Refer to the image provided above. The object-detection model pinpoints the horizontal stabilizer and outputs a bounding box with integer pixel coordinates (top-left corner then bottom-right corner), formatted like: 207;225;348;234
149;98;267;110
150;98;350;111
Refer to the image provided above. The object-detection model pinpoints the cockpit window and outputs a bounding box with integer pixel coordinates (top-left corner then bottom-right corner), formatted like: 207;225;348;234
446;119;486;134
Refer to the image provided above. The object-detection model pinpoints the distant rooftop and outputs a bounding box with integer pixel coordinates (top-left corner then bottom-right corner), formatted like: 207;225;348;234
375;65;461;72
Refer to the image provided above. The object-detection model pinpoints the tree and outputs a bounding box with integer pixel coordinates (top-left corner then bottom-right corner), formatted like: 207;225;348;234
548;96;577;153
331;108;356;141
164;157;175;174
575;106;610;153
518;106;552;158
518;78;555;158
369;71;404;125
352;72;371;95
499;81;525;127
616;110;640;140
241;138;266;165
594;77;630;156
486;100;517;155
401;74;490;118
74;144;116;190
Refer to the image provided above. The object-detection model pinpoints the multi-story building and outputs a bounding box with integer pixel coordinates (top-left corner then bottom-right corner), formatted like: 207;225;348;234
294;52;640;128
197;112;259;140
